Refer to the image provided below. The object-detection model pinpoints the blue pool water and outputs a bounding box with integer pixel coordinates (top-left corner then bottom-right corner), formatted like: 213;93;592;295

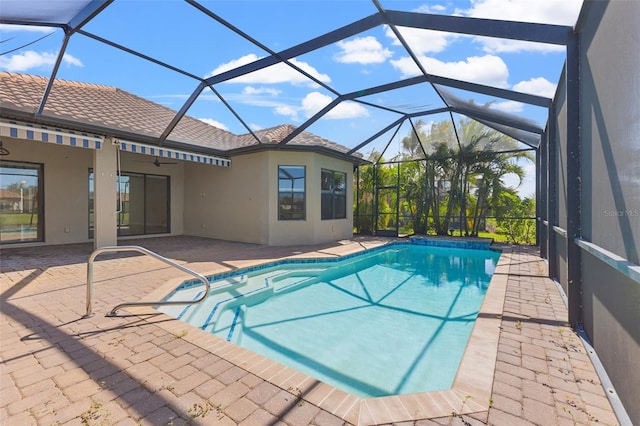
158;242;500;397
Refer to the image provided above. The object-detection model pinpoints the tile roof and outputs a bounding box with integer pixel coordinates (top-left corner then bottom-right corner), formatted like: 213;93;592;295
0;72;356;158
237;124;353;154
0;189;21;199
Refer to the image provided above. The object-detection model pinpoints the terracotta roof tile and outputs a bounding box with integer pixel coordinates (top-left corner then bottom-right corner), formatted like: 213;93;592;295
238;124;354;154
0;72;356;158
0;189;21;199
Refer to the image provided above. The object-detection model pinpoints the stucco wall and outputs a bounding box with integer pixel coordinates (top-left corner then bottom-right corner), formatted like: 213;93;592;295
183;150;354;246
1;138;184;246
267;150;354;246
119;151;184;238
183;151;269;244
2;138;93;245
3;137;353;247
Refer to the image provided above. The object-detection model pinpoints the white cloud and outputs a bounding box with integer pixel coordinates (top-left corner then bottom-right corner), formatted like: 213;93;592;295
301;92;369;119
250;123;263;131
198;118;229;131
63;54;82;67
0;50;83;72
459;0;583;25
208;53;255;75
489;100;524;113
334;36;393;64
275;105;300;121
504;161;536;197
513;77;556;98
242;86;281;96
414;5;448;14
474;37;565;54
274;92;369;121
207;53;330;86
300;92;331;118
457;0;583;53
384;25;452;54
391;54;509;88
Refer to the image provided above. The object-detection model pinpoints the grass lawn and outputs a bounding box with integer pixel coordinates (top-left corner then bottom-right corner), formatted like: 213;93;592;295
0;213;38;228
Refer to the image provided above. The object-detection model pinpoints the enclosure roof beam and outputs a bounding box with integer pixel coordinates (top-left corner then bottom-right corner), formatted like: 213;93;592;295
344;75;427;99
203;13;384;86
385;10;573;45
35;1;114;116
158;81;206;143
455;108;543;134
429;75;551;108
67;0;113;33
346;107;451;155
344;73;550;112
348;117;406;156
187;0;339;97
278;97;345;145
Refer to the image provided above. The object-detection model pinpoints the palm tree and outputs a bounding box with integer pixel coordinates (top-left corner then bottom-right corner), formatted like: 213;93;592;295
395;118;533;237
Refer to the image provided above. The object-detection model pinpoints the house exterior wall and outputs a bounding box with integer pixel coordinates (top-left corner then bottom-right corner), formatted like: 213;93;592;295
267;150;353;246
183;150;353;246
183;151;270;244
0;138;185;247
3;136;353;248
2;138;93;245
118;151;185;238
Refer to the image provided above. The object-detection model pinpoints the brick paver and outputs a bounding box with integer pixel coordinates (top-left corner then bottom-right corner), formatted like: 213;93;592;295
0;237;621;425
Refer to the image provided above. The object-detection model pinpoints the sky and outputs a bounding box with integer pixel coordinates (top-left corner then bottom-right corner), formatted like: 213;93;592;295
0;0;585;197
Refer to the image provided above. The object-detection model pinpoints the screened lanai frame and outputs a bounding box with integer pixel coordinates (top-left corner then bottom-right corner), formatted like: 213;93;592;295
0;0;571;238
0;0;567;152
4;3;639;424
0;0;580;317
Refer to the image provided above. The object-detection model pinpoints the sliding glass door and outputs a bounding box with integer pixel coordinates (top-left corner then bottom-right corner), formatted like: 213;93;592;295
0;160;44;243
89;170;169;237
145;174;170;234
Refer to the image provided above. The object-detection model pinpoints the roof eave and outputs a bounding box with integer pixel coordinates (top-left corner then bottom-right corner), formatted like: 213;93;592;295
0;107;231;158
226;143;367;165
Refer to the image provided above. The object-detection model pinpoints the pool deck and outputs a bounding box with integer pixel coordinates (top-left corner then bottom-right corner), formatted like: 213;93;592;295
0;236;620;425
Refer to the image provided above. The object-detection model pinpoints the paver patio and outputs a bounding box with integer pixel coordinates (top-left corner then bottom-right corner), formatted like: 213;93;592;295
1;236;619;425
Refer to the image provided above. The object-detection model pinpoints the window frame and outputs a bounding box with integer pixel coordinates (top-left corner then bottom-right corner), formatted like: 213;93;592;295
0;160;44;244
278;165;306;221
321;168;347;220
89;169;170;238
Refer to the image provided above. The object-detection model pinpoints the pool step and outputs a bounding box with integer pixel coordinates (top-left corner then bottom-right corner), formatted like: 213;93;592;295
210;306;244;342
269;268;325;292
161;258;374;334
196;276;273;331
157;274;250;320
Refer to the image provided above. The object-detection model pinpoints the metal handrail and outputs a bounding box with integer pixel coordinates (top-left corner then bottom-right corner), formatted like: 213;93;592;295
84;245;210;318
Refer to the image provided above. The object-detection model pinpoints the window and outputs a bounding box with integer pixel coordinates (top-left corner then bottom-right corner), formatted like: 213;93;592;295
0;160;44;243
89;170;170;237
321;169;346;220
278;166;305;220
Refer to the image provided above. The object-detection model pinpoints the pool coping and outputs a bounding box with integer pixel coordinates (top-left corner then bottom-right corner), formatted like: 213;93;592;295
125;243;511;425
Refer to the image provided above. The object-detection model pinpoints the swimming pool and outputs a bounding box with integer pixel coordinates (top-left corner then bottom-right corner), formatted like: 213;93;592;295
157;242;500;397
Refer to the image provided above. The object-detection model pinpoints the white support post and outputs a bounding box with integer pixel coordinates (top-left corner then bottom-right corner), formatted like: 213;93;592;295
93;137;118;249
